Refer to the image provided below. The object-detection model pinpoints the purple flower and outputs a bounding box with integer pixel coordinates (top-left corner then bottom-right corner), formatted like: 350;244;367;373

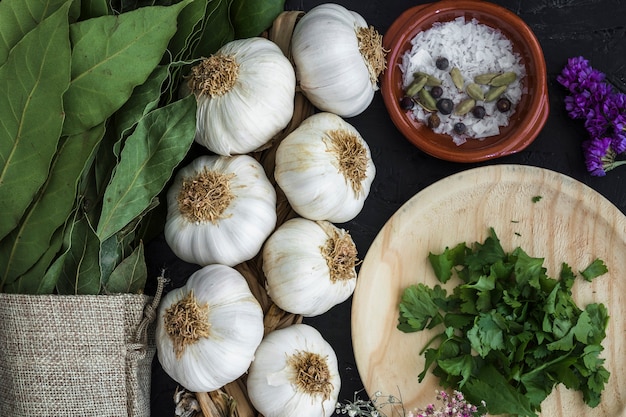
557;56;605;94
583;105;610;137
612;130;626;154
559;56;626;175
581;137;626;176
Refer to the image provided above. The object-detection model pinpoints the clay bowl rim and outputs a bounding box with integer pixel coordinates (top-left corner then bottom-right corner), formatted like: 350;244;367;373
380;0;549;163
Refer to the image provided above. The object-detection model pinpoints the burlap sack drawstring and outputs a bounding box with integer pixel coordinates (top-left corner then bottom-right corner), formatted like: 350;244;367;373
128;274;167;361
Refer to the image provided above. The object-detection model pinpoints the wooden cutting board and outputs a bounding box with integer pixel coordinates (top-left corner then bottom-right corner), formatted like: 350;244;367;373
352;164;626;416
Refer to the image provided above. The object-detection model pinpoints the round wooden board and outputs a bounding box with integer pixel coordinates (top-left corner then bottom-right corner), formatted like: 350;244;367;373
352;164;626;416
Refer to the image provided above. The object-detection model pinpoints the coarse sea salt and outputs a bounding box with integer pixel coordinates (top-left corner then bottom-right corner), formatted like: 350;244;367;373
400;17;526;145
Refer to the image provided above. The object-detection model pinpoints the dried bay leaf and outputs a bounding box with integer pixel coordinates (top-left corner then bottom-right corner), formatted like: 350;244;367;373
103;242;147;294
56;215;102;295
78;0;111;20
61;0;191;135
0;123;104;288
113;65;171;143
0;3;71;241
193;0;235;58
3;226;65;294
230;0;285;39
96;94;197;242
0;0;77;66
168;0;208;62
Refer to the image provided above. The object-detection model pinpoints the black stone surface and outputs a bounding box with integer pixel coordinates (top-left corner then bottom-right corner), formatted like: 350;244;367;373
149;1;626;414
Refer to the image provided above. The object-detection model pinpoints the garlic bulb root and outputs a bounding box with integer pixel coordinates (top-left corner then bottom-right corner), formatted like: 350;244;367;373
188;55;239;97
162;289;211;358
319;221;358;282
274;112;375;223
246;324;340;417
262;218;358;317
165;154;277;267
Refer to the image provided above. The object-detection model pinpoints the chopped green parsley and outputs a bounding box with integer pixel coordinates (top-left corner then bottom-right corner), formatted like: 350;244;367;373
397;228;609;417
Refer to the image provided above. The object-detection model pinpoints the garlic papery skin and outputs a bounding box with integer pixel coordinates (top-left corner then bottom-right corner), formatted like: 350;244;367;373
189;37;296;155
247;324;340;417
274;112;375;223
164;154;276;267
291;3;387;117
156;264;264;393
262;218;358;317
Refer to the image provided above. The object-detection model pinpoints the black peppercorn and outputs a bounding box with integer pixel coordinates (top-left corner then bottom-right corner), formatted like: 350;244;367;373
430;85;443;99
435;57;449;70
472;105;486;119
399;96;414;110
436;98;454;115
496;97;512;112
453;122;467;134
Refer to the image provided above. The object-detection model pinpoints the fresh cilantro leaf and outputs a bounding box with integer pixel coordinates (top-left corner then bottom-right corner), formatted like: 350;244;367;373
428;242;467;283
584;303;609;344
467;312;506;358
397;284;446;332
465;228;505;274
511;247;546;289
559;262;576;291
437;354;474;387
580;258;608;281
464;364;538;417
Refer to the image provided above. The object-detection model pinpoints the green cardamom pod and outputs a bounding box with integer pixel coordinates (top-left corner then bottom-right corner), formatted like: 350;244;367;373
413;71;442;86
405;75;428;97
489;71;517;87
484;85;508;102
466;83;485;101
417;88;438;111
454;98;476;115
474;72;500;85
450;67;464;91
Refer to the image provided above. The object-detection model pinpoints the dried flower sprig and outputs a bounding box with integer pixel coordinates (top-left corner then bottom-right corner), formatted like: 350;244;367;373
335;390;486;417
557;56;626;176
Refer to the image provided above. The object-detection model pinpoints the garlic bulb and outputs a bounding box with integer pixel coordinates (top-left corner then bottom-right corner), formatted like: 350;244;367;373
291;3;387;117
274;112;375;223
188;37;296;155
262;218;358;317
247;324;340;417
165;154;276;267
156;264;264;393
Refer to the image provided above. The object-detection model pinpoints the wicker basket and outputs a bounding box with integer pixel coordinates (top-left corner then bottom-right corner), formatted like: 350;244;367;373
190;10;315;417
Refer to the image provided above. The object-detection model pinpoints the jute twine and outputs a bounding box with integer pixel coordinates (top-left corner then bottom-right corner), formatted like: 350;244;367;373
0;276;166;417
191;10;314;417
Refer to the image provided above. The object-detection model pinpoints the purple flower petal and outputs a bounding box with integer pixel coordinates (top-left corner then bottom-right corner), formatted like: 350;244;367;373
582;137;613;176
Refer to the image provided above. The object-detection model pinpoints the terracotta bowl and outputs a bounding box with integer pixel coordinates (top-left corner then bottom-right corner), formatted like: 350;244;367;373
381;0;549;162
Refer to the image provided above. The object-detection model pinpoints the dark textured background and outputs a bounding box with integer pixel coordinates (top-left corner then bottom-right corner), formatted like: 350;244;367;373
150;0;626;414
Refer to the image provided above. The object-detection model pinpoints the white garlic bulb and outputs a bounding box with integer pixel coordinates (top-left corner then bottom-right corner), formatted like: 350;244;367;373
188;37;296;155
274;112;375;223
291;3;387;117
247;324;340;417
262;218;358;317
164;154;276;267
156;264;264;393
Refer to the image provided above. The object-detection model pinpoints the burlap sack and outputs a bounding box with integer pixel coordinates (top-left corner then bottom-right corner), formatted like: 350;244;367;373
0;287;161;417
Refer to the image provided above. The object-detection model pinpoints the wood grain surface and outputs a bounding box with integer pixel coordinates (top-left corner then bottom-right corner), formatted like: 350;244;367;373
352;164;626;416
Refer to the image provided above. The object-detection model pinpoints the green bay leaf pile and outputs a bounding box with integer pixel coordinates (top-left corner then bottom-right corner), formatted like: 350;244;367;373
0;0;285;294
